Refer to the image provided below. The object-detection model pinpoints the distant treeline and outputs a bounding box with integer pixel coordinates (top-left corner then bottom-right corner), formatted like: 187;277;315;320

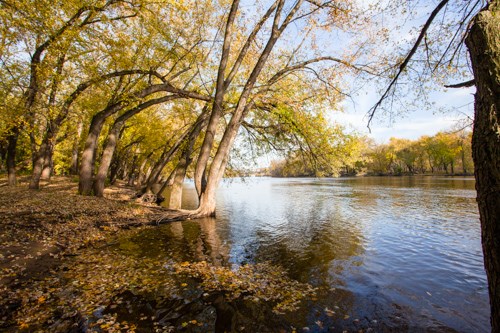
268;130;473;177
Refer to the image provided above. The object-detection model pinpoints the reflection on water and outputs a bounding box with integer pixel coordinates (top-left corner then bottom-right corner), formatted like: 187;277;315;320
149;176;488;331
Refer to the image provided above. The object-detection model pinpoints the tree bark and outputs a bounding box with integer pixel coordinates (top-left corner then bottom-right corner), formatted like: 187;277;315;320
93;120;123;196
79;83;209;195
79;100;136;194
466;1;500;331
29;119;60;189
41;157;53;179
168;159;188;209
193;0;241;198
127;154;139;186
193;0;280;197
168;110;206;209
195;0;299;216
29;141;52;189
144;136;185;191
136;158;150;187
157;167;176;195
78;112;110;195
144;118;202;192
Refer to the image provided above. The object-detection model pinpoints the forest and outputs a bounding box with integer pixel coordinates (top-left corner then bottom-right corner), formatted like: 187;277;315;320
268;129;473;177
0;0;499;332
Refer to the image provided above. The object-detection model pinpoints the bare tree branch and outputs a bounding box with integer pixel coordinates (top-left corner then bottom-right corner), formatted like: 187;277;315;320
445;79;475;88
367;0;450;129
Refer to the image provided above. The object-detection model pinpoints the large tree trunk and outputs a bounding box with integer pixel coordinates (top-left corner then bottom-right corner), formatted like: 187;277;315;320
126;152;140;187
192;0;302;216
29;124;58;189
192;0;280;198
93;121;123;197
193;0;241;198
157;167;176;196
29;141;52;189
143;122;195;192
466;1;500;331
196;181;219;217
42;153;54;180
79;113;108;195
169;159;189;209
195;101;252;216
136;158;150;187
169;109;207;209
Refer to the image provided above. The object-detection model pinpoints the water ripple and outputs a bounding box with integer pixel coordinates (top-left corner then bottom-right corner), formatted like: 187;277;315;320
161;176;489;332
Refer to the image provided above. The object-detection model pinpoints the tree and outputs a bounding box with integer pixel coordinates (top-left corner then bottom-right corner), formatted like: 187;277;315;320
0;0;143;185
190;0;363;216
465;1;500;329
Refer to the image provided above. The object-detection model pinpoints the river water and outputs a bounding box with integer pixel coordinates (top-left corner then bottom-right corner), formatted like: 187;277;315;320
140;176;489;332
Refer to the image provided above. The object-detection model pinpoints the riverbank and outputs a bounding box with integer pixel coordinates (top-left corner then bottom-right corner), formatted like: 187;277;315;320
0;177;168;331
0;177;315;332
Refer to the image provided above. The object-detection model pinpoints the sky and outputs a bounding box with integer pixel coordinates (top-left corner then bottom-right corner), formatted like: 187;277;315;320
332;84;475;143
236;1;478;146
324;0;478;143
240;0;479;168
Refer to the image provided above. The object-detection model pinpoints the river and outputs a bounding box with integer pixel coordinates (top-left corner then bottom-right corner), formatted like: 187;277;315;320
123;176;489;332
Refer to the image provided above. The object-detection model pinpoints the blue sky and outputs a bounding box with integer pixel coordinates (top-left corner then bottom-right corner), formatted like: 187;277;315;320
325;0;478;143
332;84;475;143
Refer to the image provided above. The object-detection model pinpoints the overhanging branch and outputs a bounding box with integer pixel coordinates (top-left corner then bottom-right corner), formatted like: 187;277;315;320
444;79;475;88
367;0;450;129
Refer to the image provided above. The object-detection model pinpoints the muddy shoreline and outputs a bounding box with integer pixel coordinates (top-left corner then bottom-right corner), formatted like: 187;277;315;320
0;177;168;331
0;177;312;332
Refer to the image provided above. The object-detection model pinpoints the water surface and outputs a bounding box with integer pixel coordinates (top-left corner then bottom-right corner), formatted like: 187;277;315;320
148;176;488;332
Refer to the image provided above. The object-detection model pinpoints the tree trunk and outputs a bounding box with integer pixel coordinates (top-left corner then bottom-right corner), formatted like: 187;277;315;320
29;141;52;189
169;162;187;209
136;155;151;187
196;106;245;216
109;155;120;184
169;109;207;209
6;127;19;186
157;167;176;195
144;123;194;192
93;121;123;197
193;0;296;215
41;160;52;179
167;157;186;207
194;1;240;198
78;86;176;195
93;95;180;196
142;166;152;186
196;181;219;217
466;1;500;331
79;113;108;195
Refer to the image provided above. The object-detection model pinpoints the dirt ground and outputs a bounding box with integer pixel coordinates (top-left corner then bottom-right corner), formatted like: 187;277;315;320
0;176;168;331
